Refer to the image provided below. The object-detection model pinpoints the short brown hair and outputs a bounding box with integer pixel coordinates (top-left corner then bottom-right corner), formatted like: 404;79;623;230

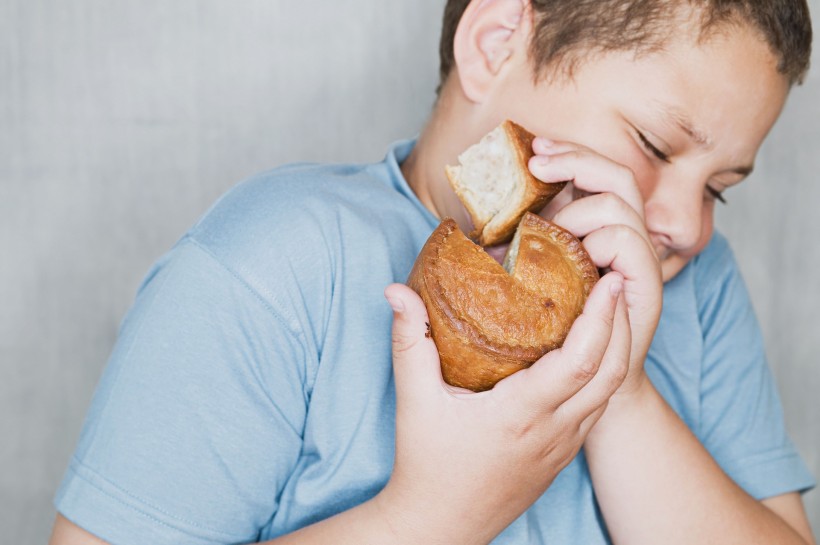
437;0;813;91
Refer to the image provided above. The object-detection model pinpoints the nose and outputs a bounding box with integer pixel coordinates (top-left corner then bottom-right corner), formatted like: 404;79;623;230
643;180;705;252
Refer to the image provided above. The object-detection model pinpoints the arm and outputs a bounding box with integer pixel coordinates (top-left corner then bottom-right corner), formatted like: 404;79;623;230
583;248;814;543
47;500;411;545
581;240;815;544
51;273;632;545
584;379;815;544
50;516;108;545
528;139;814;544
764;493;815;542
48;460;814;545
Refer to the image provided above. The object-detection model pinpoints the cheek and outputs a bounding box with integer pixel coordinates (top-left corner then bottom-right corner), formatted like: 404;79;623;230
681;201;716;259
660;201;716;282
628;160;657;204
700;205;715;247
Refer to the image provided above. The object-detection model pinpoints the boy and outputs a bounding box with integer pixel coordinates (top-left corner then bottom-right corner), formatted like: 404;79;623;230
50;0;815;543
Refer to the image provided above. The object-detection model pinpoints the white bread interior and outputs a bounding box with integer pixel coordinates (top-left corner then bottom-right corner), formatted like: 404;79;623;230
446;124;521;240
445;120;566;247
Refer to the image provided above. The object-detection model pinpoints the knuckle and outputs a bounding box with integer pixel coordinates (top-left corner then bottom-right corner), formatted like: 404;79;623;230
616;162;637;185
611;223;631;240
598;192;630;216
605;357;629;390
500;394;543;439
506;413;537;440
608;223;639;245
391;331;420;355
566;148;587;161
592;299;616;329
560;149;583;163
570;357;599;384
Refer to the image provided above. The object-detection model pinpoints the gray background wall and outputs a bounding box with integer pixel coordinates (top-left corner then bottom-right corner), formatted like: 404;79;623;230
1;1;817;543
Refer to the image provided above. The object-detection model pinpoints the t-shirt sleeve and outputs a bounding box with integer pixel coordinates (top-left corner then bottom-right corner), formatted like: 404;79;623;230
54;239;310;545
695;235;815;500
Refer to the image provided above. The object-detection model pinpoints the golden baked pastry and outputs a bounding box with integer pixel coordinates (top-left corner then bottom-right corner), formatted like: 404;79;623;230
408;119;599;392
408;212;598;392
446;119;567;246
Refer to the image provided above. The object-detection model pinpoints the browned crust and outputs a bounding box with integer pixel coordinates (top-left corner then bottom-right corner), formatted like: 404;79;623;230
516;212;599;299
407;214;599;392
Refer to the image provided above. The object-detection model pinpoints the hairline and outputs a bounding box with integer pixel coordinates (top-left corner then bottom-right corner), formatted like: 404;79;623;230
438;2;805;94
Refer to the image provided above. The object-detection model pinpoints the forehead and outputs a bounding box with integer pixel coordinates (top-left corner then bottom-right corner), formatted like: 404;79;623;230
655;25;788;144
544;22;790;157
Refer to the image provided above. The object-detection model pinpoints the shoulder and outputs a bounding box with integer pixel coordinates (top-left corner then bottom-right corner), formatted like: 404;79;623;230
147;153;432;341
190;161;410;252
180;160;419;284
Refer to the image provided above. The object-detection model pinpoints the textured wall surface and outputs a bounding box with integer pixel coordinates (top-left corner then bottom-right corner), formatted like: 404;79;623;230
1;1;817;543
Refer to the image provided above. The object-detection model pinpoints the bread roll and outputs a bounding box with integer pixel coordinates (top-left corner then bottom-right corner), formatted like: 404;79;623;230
408;212;598;392
445;120;566;247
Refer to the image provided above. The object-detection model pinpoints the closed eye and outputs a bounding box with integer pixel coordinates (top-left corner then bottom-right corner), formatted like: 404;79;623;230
637;130;670;163
706;186;727;204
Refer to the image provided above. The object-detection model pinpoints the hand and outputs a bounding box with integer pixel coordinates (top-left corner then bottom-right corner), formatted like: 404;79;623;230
528;138;663;398
376;273;629;545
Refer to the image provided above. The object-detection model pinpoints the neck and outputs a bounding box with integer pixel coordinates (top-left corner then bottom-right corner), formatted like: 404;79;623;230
401;79;493;233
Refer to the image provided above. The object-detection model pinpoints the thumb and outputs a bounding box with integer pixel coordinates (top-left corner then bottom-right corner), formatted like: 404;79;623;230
384;283;443;402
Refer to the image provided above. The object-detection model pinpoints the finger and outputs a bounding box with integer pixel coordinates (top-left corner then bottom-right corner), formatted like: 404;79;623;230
562;291;631;422
384;283;444;403
528;145;645;221
583;227;662;367
532;137;579;156
552;192;652;248
496;271;623;410
582;225;662;316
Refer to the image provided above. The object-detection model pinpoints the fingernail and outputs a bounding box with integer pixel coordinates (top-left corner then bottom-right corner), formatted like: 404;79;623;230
534;137;554;149
530;157;573;182
610;281;623;298
533;155;550;167
386;296;405;313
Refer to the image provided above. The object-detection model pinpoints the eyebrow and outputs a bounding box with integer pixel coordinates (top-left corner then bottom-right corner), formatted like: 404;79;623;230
654;102;755;178
659;103;713;148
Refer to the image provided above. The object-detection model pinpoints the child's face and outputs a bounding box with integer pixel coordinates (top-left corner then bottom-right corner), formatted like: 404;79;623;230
487;24;789;281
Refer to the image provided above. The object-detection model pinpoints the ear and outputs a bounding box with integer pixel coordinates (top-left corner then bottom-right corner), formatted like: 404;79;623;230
453;0;529;103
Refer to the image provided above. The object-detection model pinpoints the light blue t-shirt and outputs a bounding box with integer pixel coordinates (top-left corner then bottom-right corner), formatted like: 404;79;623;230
55;141;814;544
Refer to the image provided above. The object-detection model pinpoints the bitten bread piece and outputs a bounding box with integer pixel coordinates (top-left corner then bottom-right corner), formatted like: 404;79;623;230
445;120;567;247
407;212;598;392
